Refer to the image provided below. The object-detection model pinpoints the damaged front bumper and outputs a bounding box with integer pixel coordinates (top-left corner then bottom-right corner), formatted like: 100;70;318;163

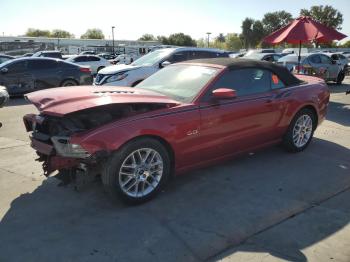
23;114;98;178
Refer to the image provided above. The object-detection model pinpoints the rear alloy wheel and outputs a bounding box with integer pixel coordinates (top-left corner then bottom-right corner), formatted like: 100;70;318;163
61;79;77;87
336;71;345;85
102;138;170;204
283;109;316;152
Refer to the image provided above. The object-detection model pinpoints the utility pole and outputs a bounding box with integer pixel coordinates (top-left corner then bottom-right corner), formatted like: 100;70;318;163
112;26;115;54
206;32;211;48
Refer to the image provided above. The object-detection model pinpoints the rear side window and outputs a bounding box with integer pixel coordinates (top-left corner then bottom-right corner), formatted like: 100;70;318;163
87;56;100;62
74;56;87;62
210;68;273;97
320;55;332;64
28;60;57;70
167;52;189;63
309;55;321;64
7;61;27;72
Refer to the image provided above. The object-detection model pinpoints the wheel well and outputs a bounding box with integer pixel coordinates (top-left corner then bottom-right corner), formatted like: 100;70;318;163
121;135;175;175
131;79;143;87
300;105;318;127
60;78;78;86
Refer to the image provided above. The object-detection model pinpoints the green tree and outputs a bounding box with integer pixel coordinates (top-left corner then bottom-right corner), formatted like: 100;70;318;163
138;34;156;41
157;35;169;45
196;38;206;48
25;28;51;37
225;33;243;50
252;20;265;47
340;40;350;48
167;33;196;46
80;28;105;39
262;11;293;35
300;5;343;29
216;33;226;43
50;29;74;38
240;18;255;49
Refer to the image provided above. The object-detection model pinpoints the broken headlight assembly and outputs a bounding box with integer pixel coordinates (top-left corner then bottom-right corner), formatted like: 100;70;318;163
51;136;91;158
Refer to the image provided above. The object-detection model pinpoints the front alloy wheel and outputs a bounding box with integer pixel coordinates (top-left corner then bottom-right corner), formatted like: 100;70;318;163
119;148;163;198
102;138;170;203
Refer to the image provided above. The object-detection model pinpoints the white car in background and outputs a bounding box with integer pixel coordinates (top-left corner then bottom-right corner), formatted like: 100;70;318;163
66;55;111;74
95;47;229;87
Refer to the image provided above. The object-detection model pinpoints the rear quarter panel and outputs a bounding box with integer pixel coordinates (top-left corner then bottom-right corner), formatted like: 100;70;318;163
281;75;329;129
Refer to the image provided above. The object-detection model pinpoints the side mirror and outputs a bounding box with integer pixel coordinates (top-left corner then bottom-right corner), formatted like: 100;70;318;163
212;88;237;99
0;68;8;74
160;61;171;68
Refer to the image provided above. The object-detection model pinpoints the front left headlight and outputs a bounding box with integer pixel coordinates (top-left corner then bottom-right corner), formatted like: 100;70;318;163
51;136;91;158
105;72;128;83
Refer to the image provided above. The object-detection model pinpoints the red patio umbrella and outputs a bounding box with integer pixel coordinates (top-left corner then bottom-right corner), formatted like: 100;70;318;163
263;16;347;70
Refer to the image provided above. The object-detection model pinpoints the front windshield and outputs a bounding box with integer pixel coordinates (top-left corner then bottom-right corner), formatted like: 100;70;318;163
136;64;219;103
131;49;174;67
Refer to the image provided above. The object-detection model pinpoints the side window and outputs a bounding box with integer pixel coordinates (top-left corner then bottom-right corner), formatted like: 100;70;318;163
192;51;218;59
309;55;321;64
28;60;57;70
7;61;27;72
90;56;101;62
273;55;281;62
210;68;272;97
320;55;332;64
167;52;189;63
74;56;86;62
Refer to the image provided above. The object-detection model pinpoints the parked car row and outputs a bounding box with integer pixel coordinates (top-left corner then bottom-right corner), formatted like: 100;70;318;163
0;57;93;95
95;47;229;87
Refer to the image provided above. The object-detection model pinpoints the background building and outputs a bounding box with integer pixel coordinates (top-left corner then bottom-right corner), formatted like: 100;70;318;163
0;36;160;55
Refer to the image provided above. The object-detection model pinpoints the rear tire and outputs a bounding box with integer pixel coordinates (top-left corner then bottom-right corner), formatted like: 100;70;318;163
61;79;78;87
336;71;345;85
102;138;171;204
283;108;316;152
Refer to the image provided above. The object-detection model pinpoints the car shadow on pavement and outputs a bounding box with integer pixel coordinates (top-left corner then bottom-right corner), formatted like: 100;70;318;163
0;138;349;262
4;97;30;107
328;81;350;94
326;100;350;127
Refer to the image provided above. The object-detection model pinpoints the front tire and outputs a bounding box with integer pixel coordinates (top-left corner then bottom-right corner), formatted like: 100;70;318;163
102;138;171;204
283;108;316;152
61;79;78;87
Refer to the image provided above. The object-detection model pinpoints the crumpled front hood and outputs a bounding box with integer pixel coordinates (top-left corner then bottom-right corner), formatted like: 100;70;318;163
26;86;179;117
98;64;141;74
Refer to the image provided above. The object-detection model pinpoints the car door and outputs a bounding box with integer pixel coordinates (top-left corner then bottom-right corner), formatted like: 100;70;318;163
0;60;34;95
308;54;328;78
320;54;339;79
27;59;60;90
197;68;284;162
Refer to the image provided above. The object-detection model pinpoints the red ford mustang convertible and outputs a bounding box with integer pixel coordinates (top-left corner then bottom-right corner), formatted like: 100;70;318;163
24;59;330;203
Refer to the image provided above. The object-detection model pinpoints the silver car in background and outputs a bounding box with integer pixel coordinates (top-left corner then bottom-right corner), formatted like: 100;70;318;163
277;53;345;84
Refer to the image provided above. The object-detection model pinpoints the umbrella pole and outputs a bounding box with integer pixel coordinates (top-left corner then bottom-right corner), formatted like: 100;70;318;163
297;41;301;73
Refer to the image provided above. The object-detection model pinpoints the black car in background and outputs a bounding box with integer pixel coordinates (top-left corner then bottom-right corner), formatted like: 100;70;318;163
0;54;15;64
0;58;93;95
32;51;63;59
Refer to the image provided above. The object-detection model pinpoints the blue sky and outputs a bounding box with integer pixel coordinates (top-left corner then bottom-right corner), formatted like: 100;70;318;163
1;0;350;42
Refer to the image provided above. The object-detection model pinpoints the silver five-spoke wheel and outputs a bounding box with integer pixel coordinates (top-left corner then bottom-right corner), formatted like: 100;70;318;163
119;148;163;198
292;114;313;148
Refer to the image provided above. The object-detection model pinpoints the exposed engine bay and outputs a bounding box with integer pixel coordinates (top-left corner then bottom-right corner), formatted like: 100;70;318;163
24;102;170;187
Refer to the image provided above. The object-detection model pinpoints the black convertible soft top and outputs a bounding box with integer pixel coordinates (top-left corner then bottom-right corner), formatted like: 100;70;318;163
186;58;303;87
